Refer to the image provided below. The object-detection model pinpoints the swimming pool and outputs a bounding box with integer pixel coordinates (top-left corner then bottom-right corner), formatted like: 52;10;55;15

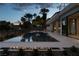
3;32;58;42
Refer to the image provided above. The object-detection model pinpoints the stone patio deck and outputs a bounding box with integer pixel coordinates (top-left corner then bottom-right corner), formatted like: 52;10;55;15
0;32;79;51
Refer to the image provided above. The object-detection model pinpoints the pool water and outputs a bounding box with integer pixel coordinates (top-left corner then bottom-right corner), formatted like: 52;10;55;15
3;32;59;42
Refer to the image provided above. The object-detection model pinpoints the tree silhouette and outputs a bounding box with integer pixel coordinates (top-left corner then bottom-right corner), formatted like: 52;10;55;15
0;21;12;31
32;15;46;30
21;17;26;23
40;8;49;20
33;13;37;19
20;17;32;31
40;8;49;30
32;16;41;26
24;13;33;22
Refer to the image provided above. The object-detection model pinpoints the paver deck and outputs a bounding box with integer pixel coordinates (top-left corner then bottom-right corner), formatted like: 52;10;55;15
0;32;79;50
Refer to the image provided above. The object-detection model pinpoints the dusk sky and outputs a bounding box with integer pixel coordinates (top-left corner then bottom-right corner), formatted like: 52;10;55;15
0;3;68;24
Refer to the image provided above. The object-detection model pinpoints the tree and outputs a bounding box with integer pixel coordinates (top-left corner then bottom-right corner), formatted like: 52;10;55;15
32;15;46;30
36;16;40;19
21;17;26;23
32;16;41;26
24;13;33;22
40;8;49;20
40;8;49;30
33;13;37;19
0;21;12;31
20;16;32;31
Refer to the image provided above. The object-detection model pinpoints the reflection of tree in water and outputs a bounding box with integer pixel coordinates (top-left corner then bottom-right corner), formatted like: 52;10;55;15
32;32;58;42
21;33;32;42
21;38;25;42
21;32;58;42
32;32;47;42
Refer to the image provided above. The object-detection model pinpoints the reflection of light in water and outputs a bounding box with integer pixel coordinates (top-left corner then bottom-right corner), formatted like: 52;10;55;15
36;33;40;36
3;36;22;42
30;36;33;42
25;39;28;42
25;36;33;42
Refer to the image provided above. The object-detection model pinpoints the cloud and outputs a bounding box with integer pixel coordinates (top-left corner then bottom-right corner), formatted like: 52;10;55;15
0;3;64;12
12;7;23;11
37;3;53;8
0;3;67;11
14;3;33;7
12;3;57;11
11;3;34;11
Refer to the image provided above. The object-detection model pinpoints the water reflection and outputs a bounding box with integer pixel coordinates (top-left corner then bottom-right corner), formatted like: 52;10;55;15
21;32;58;42
21;33;32;42
3;32;58;42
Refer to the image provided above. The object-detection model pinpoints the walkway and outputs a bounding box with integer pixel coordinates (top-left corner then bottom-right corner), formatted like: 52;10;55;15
48;32;79;48
0;32;79;51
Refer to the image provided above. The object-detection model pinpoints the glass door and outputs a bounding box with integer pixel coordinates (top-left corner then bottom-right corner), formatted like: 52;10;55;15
62;17;68;36
70;19;76;35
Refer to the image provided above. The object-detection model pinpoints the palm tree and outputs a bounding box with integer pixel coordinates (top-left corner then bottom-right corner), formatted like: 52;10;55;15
40;8;49;20
40;8;49;30
24;13;33;22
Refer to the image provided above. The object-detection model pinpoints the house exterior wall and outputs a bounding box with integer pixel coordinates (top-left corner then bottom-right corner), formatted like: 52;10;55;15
46;4;79;39
77;18;79;36
46;23;53;32
52;20;60;33
59;4;79;39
